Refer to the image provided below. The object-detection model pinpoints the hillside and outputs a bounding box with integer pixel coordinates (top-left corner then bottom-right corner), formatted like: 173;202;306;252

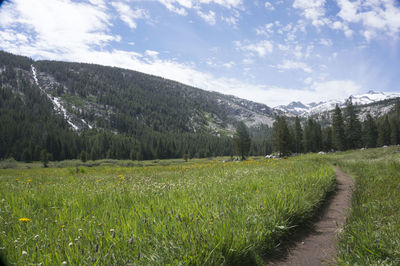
32;59;277;135
0;51;276;161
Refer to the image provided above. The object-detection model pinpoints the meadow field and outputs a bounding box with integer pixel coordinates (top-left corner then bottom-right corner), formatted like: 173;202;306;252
0;156;335;265
329;147;400;265
3;147;400;265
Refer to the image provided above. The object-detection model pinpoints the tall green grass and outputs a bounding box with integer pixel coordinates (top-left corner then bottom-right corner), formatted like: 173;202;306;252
331;147;400;265
0;156;334;265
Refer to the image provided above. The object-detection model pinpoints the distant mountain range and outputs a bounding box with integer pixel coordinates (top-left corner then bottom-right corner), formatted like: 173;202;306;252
275;91;400;117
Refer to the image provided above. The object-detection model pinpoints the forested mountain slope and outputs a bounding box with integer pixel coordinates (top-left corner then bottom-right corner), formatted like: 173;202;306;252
0;51;276;161
33;59;277;134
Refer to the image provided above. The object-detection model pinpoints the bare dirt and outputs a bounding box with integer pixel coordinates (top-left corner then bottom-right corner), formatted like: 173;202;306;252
268;167;354;266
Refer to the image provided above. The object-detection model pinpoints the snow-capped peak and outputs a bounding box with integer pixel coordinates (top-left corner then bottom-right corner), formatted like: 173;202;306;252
275;91;400;117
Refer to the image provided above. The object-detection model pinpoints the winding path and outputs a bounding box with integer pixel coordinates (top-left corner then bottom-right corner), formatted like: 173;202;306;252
269;167;354;266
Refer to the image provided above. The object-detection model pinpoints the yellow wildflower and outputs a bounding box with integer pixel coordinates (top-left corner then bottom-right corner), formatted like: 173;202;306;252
61;225;65;229
19;218;31;222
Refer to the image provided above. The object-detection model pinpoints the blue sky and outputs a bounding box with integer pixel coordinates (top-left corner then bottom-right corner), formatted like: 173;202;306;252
0;0;399;106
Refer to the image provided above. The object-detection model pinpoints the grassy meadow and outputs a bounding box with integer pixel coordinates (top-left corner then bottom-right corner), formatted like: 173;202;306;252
328;147;400;265
0;156;335;265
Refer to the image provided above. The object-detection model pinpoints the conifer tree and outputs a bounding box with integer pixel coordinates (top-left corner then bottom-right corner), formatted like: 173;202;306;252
233;121;251;160
390;100;400;145
332;105;346;150
390;117;399;145
362;113;378;148
344;99;362;149
322;126;333;151
378;115;391;146
303;118;322;152
293;116;303;153
40;149;50;168
272;116;291;156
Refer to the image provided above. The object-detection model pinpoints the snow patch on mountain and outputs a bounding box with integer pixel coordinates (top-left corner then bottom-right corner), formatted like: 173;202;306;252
31;65;82;130
275;90;400;117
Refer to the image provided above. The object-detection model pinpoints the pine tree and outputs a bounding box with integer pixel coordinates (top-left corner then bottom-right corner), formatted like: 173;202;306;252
378;115;391;146
303;118;313;152
272;116;291;156
332;105;346;151
390;117;399;145
362;113;378;148
390;100;400;145
293;116;303;153
79;150;87;163
322;126;333;151
233;121;251;160
344;99;362;149
40;149;50;168
303;118;322;152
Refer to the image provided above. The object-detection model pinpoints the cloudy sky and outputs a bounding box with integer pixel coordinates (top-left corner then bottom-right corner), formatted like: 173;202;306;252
0;0;399;106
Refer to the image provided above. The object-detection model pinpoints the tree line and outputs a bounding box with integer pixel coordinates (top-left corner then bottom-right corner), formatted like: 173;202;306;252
272;100;400;156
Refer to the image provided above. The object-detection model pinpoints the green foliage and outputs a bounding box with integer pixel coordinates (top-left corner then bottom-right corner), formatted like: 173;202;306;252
322;126;333;151
332;105;346;151
303;118;322;153
362;114;378;148
272;116;291;156
378;115;391;146
79;151;88;163
233;121;251;160
293;116;303;153
40;149;50;168
344;99;362;149
329;147;400;265
0;156;335;265
249;124;273;156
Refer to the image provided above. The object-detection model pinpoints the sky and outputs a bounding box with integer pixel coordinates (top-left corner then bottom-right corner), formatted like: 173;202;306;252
0;0;400;107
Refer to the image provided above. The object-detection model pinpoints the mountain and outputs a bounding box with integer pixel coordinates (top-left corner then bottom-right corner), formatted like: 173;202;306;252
276;90;400;117
0;50;277;161
31;57;278;135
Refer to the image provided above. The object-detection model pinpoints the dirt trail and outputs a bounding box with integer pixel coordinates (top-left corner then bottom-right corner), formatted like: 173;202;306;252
269;167;354;266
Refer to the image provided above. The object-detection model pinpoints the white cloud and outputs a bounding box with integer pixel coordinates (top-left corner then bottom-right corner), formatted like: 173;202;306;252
157;0;189;15
145;50;159;58
221;16;238;26
255;23;274;36
268;80;362;107
278;44;290;51
111;2;149;30
156;0;243;16
0;0;117;55
319;38;332;46
330;20;353;37
222;61;235;68
235;40;273;57
304;77;313;84
264;1;275;11
197;10;216;25
276;60;312;73
336;0;400;40
293;0;329;27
